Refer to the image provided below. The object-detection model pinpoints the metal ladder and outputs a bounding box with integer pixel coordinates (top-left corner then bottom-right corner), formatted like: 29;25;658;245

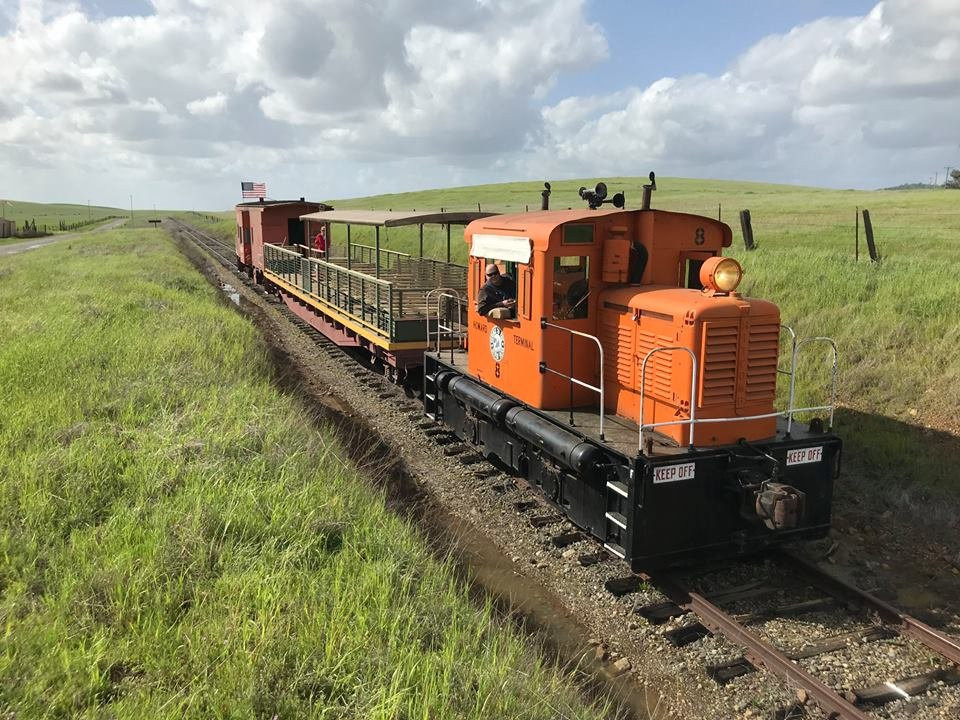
603;473;629;559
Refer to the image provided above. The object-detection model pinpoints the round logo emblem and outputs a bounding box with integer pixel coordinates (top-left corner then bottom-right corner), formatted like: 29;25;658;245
489;325;505;362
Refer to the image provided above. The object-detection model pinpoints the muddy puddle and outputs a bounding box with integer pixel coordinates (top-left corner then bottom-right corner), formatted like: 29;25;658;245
448;510;660;718
219;282;241;306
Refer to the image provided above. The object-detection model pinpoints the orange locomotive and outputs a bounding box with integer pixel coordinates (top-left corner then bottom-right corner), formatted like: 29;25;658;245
425;176;839;568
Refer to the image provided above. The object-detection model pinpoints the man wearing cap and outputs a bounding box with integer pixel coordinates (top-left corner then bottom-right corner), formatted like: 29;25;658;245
476;263;517;316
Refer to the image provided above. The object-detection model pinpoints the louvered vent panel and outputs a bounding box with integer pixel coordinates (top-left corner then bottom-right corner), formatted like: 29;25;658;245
600;320;636;387
700;323;737;406
636;331;674;402
599;321;620;384
744;322;780;405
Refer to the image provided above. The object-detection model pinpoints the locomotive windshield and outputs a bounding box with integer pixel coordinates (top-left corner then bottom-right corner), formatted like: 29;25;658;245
552;256;589;320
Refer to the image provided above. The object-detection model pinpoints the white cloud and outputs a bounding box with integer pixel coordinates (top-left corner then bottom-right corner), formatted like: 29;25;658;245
532;0;960;187
0;0;605;206
186;92;227;116
0;0;958;208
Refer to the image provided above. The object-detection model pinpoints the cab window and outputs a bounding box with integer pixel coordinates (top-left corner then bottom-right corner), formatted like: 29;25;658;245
475;257;519;319
552;256;589;320
686;258;705;290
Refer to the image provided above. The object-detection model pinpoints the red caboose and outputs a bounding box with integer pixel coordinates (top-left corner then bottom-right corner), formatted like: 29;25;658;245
235;198;331;279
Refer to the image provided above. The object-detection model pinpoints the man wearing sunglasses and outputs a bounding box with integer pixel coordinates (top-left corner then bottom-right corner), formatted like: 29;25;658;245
476;263;517;317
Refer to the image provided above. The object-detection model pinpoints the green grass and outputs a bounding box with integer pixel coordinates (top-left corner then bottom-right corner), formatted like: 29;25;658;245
0;229;612;719
0;199;125;235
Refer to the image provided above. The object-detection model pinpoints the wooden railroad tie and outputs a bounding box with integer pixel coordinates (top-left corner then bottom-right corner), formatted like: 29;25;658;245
577;551;609;567
704;626;897;683
528;514;563;528
605;576;644;598
551;531;584;548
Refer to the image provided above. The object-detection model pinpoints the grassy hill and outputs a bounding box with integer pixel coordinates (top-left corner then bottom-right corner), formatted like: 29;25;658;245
0;199;125;232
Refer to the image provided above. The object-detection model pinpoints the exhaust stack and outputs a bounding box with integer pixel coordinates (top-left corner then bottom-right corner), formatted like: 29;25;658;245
641;171;656;210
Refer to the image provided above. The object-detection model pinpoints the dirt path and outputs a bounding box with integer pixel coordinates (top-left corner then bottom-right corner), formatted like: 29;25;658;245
0;218;127;257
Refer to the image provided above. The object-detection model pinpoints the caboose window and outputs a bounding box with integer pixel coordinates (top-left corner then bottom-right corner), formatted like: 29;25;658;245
552;256;590;320
562;224;594;245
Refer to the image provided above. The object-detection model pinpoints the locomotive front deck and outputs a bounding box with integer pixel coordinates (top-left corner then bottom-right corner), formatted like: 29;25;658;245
425;347;841;569
429;348;836;458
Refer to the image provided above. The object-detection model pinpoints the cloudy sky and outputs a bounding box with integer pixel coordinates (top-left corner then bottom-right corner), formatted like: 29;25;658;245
2;0;959;209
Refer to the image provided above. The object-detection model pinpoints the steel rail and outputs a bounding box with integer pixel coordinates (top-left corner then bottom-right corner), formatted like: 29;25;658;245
167;219;236;265
647;551;960;720
780;550;960;665
685;588;874;720
650;570;875;720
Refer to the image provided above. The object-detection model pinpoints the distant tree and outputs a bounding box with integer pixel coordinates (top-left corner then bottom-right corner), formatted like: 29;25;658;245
947;169;960;189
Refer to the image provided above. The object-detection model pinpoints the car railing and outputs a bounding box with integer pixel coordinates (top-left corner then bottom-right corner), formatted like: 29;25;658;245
637;331;838;455
540;319;606;441
427;288;466;359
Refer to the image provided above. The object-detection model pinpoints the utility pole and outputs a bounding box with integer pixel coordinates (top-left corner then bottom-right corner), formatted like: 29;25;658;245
934;172;939;186
130;195;133;220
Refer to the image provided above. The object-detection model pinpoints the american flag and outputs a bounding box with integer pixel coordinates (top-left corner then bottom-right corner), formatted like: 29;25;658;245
241;181;266;198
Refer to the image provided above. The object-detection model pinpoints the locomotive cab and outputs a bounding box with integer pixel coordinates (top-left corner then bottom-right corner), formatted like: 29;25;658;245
464;205;766;448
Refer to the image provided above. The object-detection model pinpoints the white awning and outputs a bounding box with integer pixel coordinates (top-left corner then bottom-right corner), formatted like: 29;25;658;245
299;210;495;226
470;234;531;264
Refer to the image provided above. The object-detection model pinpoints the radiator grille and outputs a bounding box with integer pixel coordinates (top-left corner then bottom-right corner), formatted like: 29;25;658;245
600;319;634;386
743;321;780;406
700;323;738;406
636;331;675;402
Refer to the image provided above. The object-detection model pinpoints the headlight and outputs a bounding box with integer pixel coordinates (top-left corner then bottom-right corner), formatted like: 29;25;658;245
700;257;743;293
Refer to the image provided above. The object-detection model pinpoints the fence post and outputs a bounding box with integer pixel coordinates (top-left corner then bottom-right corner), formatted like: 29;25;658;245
855;206;859;261
739;209;756;250
862;209;879;262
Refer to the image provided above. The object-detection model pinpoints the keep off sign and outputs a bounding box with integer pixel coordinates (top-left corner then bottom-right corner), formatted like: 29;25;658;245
653;462;696;484
786;446;824;466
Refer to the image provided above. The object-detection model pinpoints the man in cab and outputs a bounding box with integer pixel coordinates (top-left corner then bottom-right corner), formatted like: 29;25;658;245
477;263;516;317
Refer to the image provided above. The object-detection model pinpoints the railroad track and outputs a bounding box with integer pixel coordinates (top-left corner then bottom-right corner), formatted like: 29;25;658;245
172;218;960;720
594;551;960;719
167;217;238;267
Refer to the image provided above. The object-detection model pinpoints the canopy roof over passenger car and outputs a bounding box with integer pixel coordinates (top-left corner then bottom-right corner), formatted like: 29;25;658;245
299;209;497;276
299;209;493;227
